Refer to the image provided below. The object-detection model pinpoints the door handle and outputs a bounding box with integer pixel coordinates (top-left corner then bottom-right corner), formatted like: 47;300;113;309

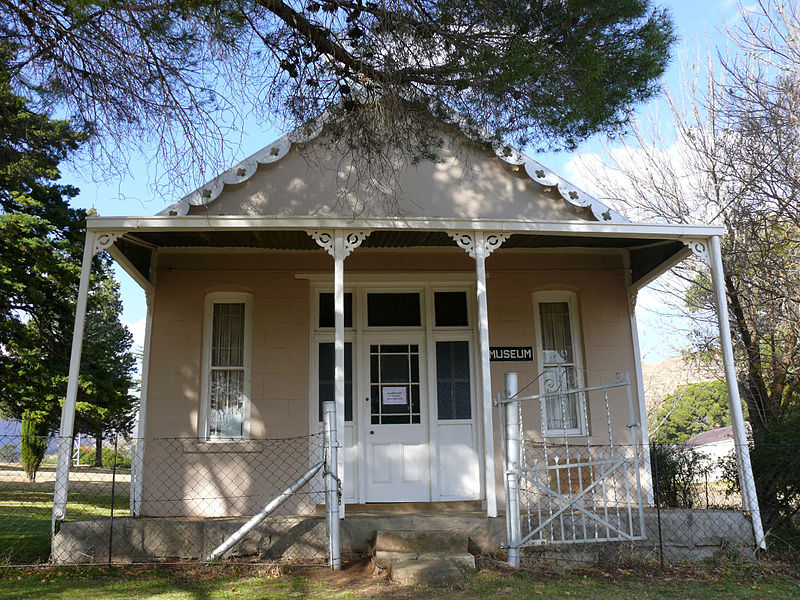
370;431;374;435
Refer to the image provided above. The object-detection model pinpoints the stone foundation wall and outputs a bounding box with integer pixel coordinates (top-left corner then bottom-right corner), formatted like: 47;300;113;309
51;508;756;565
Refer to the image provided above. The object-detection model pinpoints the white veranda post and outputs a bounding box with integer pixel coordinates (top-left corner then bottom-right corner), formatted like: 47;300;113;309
52;230;120;532
309;230;369;519
450;230;508;518
702;236;766;549
131;289;155;516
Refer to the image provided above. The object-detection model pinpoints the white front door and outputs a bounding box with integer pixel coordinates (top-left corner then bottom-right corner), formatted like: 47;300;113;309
363;339;431;502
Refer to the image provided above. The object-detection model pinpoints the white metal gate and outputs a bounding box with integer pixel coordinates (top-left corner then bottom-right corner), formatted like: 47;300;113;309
499;370;646;566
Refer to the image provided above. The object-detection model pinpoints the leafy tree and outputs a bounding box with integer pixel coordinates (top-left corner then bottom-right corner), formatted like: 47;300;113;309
0;0;675;206
578;0;799;529
0;42;87;428
0;45;137;467
20;409;49;481
649;380;745;444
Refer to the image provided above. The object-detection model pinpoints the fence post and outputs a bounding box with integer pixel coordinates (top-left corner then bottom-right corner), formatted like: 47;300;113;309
108;433;118;566
322;401;341;570
504;372;521;568
651;442;665;572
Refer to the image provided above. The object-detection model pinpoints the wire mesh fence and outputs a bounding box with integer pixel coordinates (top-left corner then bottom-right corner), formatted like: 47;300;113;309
2;426;797;573
1;429;330;566
509;439;800;571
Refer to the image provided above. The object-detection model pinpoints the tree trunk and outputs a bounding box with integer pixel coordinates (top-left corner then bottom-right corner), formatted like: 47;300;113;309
94;432;103;467
725;273;771;429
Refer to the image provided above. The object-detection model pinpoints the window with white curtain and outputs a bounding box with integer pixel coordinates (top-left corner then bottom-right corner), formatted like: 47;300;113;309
533;291;585;436
201;292;252;440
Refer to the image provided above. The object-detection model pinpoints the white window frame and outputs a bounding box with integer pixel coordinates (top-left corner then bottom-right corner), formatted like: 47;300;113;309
532;290;587;437
199;291;253;441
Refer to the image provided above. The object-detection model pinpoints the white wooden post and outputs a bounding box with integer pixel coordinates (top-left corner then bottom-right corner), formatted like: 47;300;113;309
131;289;154;516
627;292;654;505
52;231;121;534
333;231;346;517
707;235;766;549
450;231;508;518
309;230;369;520
52;231;93;531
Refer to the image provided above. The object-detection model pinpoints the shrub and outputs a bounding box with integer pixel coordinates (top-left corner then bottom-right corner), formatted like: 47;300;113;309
20;410;49;481
717;415;800;530
78;444;131;469
650;442;711;508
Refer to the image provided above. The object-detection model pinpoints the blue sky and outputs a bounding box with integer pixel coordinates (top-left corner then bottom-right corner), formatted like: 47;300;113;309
59;0;745;363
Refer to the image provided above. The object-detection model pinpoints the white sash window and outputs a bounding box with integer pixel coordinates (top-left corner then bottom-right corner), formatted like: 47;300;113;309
201;292;252;440
533;291;586;436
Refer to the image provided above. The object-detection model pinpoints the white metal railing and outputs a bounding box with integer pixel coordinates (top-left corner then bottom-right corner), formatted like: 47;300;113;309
499;370;646;567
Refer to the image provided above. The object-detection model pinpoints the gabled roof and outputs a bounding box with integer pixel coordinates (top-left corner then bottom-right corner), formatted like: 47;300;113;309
157;117;628;224
686;424;752;447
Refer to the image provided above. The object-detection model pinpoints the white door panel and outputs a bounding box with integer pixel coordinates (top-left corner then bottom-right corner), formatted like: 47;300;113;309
364;340;431;502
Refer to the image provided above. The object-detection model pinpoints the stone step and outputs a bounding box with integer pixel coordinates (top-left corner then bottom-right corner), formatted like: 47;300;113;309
374;530;469;554
389;555;475;586
375;550;476;570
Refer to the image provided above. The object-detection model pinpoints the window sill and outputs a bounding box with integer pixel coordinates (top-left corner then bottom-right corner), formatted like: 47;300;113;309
542;432;587;439
182;439;261;454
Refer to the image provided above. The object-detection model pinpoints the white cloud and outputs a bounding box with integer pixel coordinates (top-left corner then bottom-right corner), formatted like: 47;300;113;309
124;317;147;350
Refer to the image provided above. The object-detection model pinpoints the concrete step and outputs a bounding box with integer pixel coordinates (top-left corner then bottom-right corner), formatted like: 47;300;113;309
374;530;469;553
390;557;469;586
373;530;476;585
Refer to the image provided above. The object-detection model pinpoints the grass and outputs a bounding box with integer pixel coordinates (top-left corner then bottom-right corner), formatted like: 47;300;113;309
0;465;129;565
0;562;798;600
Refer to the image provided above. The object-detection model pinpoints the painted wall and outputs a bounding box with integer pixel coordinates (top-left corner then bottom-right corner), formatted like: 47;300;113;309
140;248;640;516
186;132;590;222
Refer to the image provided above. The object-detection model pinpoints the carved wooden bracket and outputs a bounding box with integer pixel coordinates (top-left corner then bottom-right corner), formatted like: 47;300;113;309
449;231;510;259
92;231;123;255
681;237;711;267
308;230;370;259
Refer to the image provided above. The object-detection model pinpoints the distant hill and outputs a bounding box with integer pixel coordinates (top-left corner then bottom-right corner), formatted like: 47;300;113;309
641;356;723;416
0;420;59;455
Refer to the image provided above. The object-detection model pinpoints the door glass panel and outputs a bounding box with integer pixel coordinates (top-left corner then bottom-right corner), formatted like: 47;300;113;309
367;293;421;327
436;341;472;420
319;293;353;328
434;292;469;327
370;344;421;424
318;342;353;421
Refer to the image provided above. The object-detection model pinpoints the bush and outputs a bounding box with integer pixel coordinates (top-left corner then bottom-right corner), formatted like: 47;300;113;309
20;410;49;481
650;443;711;508
718;415;800;531
77;444;131;469
0;442;19;462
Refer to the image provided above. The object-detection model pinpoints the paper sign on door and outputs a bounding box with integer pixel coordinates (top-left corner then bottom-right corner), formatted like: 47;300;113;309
382;386;407;405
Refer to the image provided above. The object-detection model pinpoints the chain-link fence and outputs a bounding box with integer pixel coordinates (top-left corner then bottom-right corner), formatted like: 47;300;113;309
502;437;800;570
1;429;332;566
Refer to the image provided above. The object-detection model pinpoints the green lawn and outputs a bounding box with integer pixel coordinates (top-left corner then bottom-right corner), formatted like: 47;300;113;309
0;466;129;565
0;564;797;600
